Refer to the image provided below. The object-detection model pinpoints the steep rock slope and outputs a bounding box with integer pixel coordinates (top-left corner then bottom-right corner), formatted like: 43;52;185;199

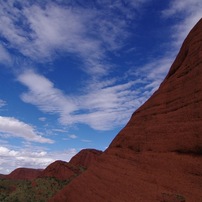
110;18;202;153
6;168;43;180
50;19;202;202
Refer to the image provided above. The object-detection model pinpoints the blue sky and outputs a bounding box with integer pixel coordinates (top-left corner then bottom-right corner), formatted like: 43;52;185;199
0;0;201;174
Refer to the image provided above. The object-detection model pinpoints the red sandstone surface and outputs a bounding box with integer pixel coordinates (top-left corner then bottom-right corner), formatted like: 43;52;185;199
50;19;202;202
69;149;103;168
0;174;5;179
6;168;43;180
39;160;79;180
39;149;102;180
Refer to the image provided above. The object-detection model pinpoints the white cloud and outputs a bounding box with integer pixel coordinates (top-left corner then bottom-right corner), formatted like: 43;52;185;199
0;116;53;143
0;1;148;76
0;44;12;64
129;55;174;96
162;0;202;17
61;80;142;130
3;1;201;133
0;1;101;74
0;146;19;157
23;4;96;59
127;0;202;100
18;69;76;116
162;0;202;48
0;145;77;174
18;70;143;130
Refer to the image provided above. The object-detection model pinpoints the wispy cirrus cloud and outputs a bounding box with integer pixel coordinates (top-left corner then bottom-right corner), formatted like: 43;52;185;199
0;116;53;143
0;1;101;74
18;69;76;116
0;44;12;64
162;0;202;18
0;0;147;76
162;0;202;47
18;70;144;130
2;0;202;134
128;56;174;96
128;0;202;96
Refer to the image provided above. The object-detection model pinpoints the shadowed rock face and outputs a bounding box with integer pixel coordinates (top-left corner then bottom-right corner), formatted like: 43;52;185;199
6;168;43;180
50;19;202;202
69;149;103;168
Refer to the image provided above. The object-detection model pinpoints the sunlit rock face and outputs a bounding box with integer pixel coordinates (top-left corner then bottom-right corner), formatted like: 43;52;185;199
50;19;202;202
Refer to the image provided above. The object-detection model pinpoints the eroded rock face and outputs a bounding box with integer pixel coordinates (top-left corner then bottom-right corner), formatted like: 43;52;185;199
6;168;43;180
50;19;202;202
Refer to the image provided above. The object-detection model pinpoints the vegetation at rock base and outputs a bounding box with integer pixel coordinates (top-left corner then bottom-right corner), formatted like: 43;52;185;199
0;177;70;202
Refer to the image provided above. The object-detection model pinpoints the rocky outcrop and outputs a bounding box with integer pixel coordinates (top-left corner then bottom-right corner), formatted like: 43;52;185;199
50;19;202;202
0;149;103;182
6;168;43;180
39;149;102;180
38;160;79;180
69;149;103;168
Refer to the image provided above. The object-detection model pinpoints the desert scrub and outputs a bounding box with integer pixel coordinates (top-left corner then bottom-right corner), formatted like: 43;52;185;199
0;177;70;202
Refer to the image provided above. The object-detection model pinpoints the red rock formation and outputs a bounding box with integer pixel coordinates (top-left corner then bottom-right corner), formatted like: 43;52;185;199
39;160;79;180
110;18;202;154
6;168;43;180
69;149;103;168
0;174;6;179
50;19;202;202
39;149;102;180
